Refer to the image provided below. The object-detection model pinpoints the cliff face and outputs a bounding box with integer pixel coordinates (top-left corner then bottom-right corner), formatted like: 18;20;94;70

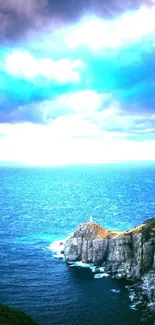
64;219;155;281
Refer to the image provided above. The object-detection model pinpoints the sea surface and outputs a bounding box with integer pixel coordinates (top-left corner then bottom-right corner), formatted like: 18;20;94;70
0;163;155;325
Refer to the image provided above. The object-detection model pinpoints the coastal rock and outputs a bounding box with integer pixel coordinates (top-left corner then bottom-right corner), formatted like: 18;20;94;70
153;252;155;268
64;218;155;281
64;218;155;319
141;271;155;302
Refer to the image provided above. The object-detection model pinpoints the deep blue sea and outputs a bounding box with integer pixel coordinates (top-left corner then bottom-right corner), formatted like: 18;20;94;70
0;163;155;325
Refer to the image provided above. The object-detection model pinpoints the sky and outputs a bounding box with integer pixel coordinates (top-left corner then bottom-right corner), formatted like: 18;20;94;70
0;0;155;165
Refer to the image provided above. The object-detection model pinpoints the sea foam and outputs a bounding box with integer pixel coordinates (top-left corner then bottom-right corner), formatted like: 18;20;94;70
50;248;110;277
69;261;94;268
94;273;110;278
111;289;120;293
69;262;108;276
48;239;66;258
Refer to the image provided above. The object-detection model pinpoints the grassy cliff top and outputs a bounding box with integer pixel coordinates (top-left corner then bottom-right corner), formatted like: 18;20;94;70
125;218;155;236
73;218;155;240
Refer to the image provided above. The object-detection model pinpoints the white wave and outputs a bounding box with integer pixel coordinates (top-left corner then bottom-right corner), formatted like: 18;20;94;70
129;293;136;302
128;288;137;302
130;304;137;310
98;267;105;272
91;266;105;273
129;302;140;310
48;239;66;258
147;302;155;307
53;253;64;259
48;233;74;258
111;289;120;293
94;273;110;278
89;266;95;272
60;205;73;209
94;205;103;209
48;239;65;251
70;261;94;268
69;262;108;274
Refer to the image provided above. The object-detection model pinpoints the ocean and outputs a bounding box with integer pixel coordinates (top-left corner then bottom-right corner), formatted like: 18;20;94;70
0;163;155;325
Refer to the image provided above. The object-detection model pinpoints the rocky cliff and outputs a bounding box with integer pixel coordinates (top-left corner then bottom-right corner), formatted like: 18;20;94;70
64;218;155;281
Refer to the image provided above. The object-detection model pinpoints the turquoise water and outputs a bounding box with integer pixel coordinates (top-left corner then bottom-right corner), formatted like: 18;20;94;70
0;163;155;324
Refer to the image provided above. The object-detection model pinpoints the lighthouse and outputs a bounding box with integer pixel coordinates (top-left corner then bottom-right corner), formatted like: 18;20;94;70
90;216;93;222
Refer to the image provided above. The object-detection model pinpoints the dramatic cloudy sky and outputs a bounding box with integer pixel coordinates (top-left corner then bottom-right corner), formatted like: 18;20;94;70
0;0;155;165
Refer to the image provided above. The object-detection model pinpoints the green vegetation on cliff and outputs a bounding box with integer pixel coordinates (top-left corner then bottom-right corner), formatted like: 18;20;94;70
0;305;39;325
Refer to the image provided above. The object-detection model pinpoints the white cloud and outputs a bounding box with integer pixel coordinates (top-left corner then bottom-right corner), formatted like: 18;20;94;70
3;50;84;83
51;115;101;138
64;6;155;50
17;90;110;124
13;90;155;137
47;90;106;114
22;4;155;64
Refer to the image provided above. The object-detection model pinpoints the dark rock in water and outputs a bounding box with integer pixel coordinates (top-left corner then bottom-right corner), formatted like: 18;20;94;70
94;266;101;272
59;242;64;246
141;271;155;303
0;305;38;325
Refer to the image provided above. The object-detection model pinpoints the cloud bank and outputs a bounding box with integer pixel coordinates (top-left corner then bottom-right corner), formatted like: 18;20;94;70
0;0;153;42
0;1;155;164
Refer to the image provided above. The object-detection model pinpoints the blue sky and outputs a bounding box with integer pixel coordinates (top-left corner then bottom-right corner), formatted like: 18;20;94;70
0;0;155;165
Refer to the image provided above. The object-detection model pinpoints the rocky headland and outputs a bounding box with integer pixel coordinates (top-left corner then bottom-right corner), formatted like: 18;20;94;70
64;218;155;317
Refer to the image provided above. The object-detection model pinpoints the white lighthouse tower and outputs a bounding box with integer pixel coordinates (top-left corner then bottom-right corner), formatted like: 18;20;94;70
90;215;93;222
